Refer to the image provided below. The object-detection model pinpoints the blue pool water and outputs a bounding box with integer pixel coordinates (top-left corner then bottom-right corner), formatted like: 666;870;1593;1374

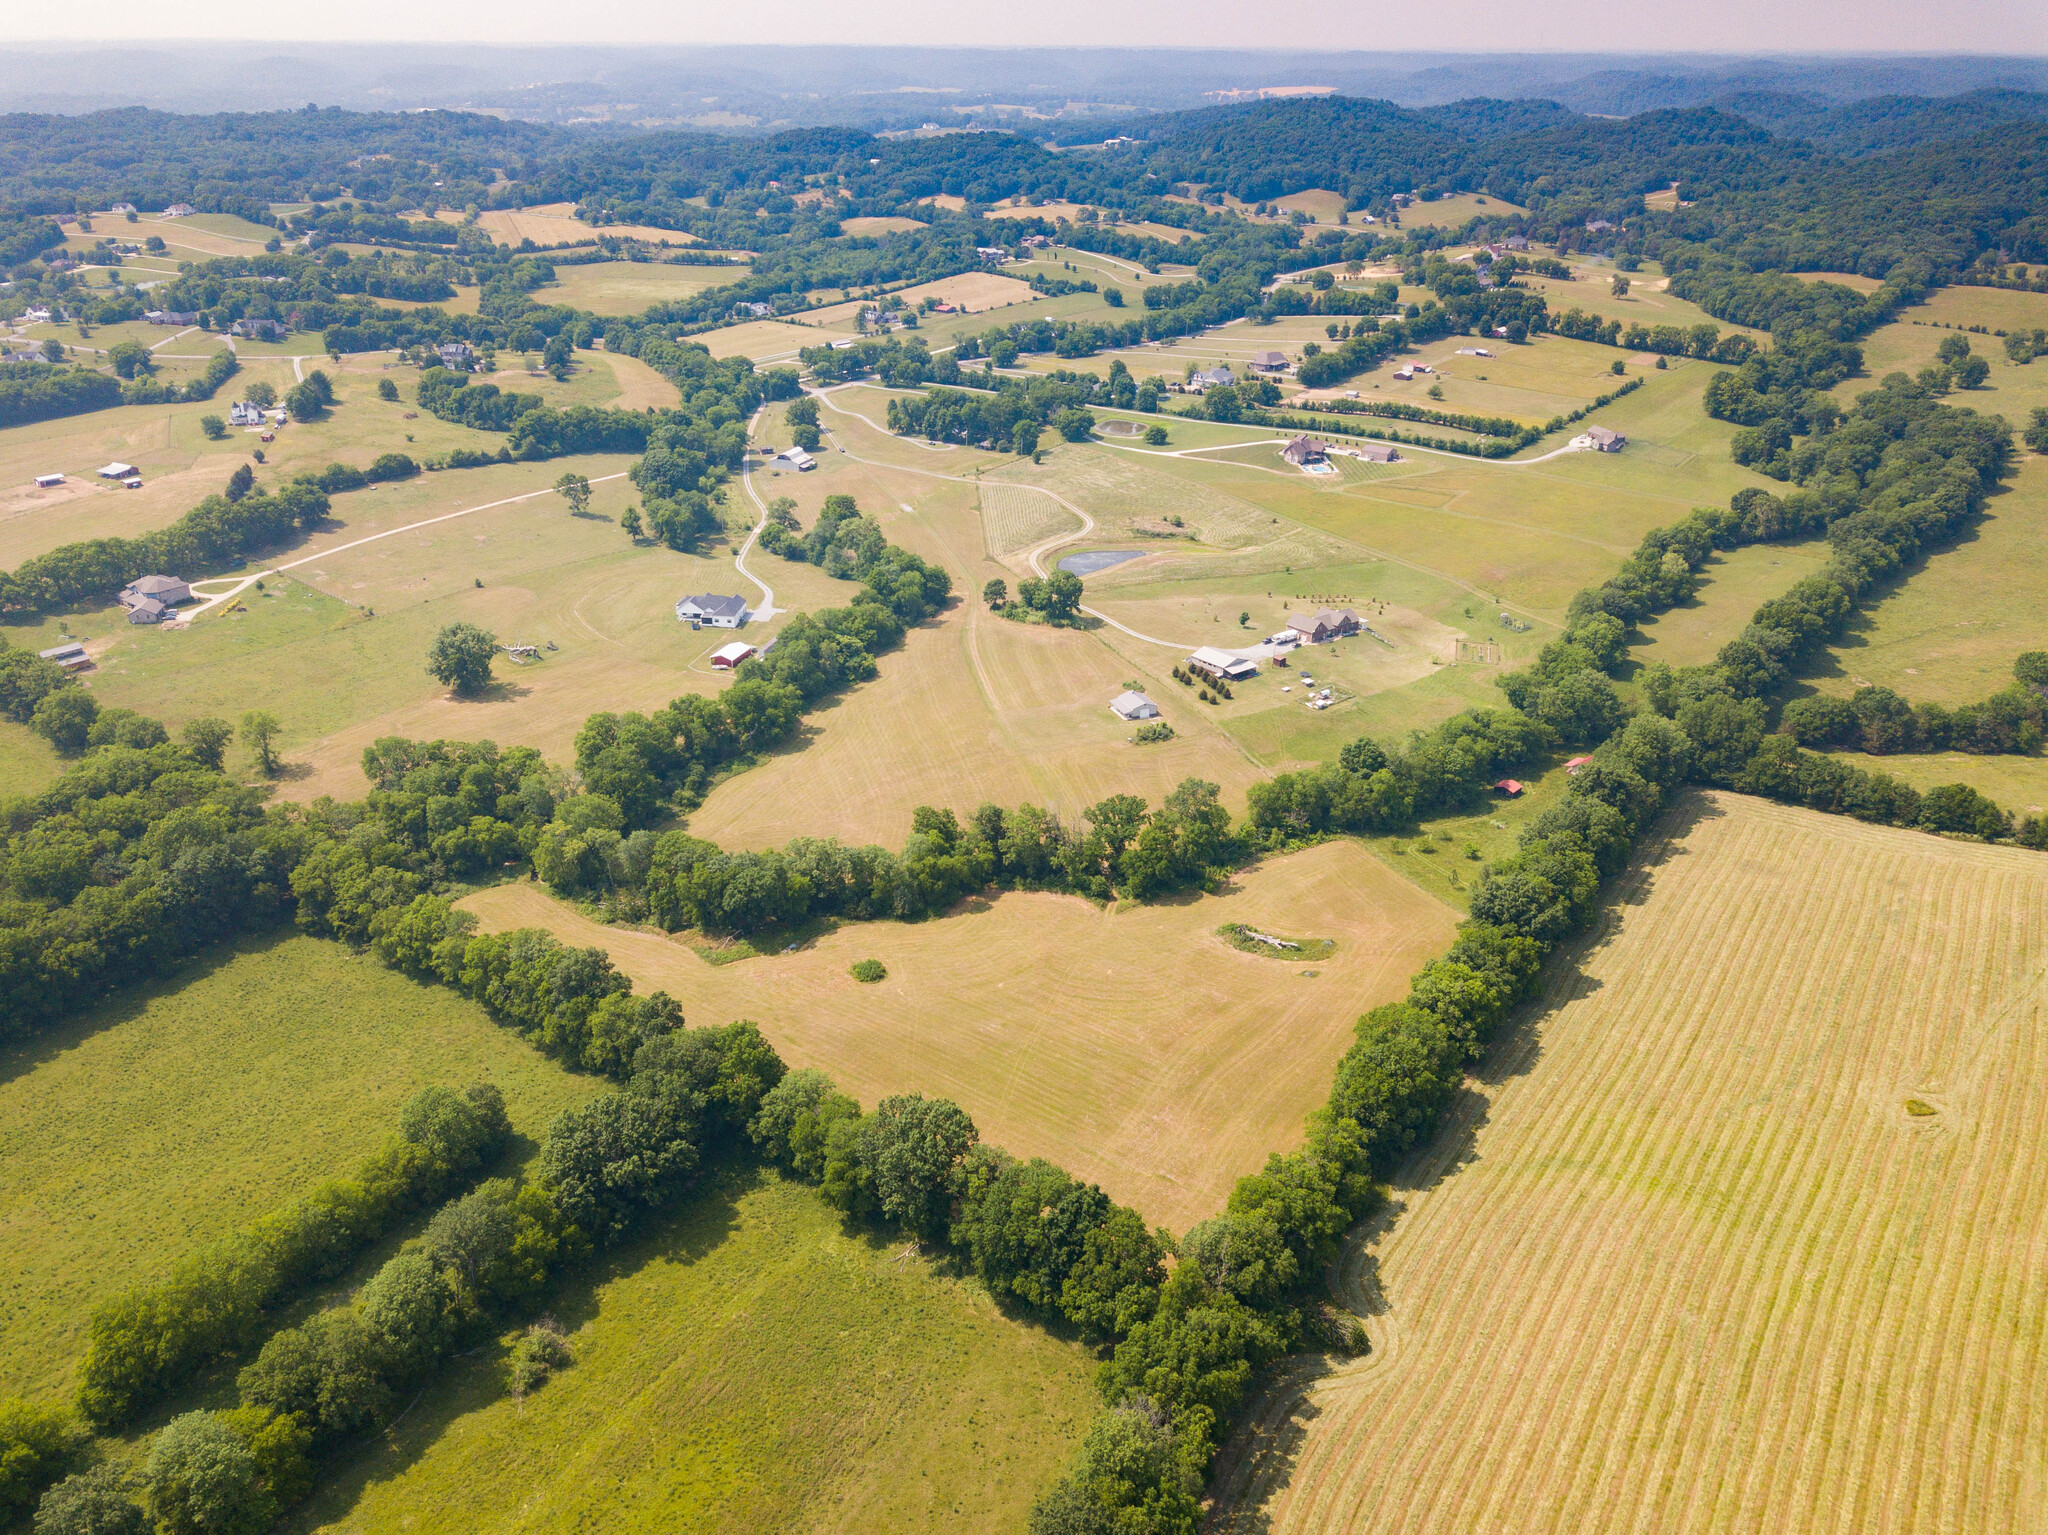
1057;550;1146;576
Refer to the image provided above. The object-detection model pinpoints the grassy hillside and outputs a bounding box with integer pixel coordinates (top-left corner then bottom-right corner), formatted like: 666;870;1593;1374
1214;792;2048;1535
296;1171;1097;1535
0;933;601;1402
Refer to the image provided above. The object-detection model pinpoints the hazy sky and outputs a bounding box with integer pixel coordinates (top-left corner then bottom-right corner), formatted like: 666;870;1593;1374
13;0;2048;51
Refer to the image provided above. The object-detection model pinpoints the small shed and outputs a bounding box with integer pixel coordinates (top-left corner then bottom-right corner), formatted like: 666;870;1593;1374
1109;690;1159;721
1494;779;1524;797
1250;350;1290;373
1353;442;1399;463
34;473;65;488
1564;755;1594;774
772;446;816;471
39;642;90;671
710;641;758;669
98;461;139;479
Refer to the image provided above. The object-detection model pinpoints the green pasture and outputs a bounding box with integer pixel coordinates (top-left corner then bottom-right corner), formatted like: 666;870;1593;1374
1394;192;1529;228
1515;275;1772;343
0;933;599;1403
542;261;753;316
296;1171;1095;1535
0;718;62;795
1630;541;1834;670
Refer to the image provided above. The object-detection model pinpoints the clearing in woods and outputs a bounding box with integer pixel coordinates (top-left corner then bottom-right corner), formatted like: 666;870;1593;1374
0;934;600;1402
459;839;1457;1234
297;1171;1096;1535
1213;792;2048;1535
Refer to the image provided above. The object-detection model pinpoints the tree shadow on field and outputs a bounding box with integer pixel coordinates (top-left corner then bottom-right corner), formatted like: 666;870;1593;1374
286;1169;749;1533
0;926;287;1091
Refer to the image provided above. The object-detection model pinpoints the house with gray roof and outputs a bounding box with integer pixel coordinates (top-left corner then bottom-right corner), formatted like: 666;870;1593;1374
675;593;751;628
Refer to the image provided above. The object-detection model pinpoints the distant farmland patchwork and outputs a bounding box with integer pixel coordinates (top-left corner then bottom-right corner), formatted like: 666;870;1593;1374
1215;793;2048;1535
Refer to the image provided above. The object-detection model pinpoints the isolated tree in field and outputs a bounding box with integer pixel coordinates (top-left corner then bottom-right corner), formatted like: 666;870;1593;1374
283;382;322;422
199;415;226;440
1143;424;1168;446
554;472;592;516
619;506;643;539
180;717;233;770
1610;274;1630;297
1936;333;1972;365
239;711;282;775
983;578;1007;608
304;369;334;406
427;623;498;696
224;463;254;502
1954;354;1990;388
376;377;398;401
766;495;799;528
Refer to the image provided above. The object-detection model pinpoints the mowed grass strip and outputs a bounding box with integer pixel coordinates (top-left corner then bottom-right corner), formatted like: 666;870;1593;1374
1216;792;2048;1535
460;839;1456;1234
0;934;600;1402
296;1171;1095;1535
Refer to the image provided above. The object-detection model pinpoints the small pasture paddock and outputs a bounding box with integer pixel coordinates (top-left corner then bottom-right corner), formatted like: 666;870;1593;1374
1393;191;1529;227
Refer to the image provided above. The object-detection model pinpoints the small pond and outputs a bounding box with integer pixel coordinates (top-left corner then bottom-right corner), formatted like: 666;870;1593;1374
1057;550;1147;576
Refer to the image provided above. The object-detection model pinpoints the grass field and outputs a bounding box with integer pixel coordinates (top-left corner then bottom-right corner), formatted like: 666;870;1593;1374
1393;192;1529;228
1802;289;2048;703
543;261;751;315
297;1170;1096;1535
0;718;62;796
838;215;926;236
701;319;854;361
435;204;702;249
463;838;1455;1234
1813;749;2048;817
1;452;853;799
0;933;599;1403
1630;540;1834;669
1214;791;2048;1535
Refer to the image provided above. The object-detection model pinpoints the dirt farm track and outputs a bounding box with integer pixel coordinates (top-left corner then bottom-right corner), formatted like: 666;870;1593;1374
1211;791;2048;1535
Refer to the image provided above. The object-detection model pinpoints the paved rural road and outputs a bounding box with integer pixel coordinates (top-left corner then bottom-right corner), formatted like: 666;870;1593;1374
181;472;634;620
733;404;784;620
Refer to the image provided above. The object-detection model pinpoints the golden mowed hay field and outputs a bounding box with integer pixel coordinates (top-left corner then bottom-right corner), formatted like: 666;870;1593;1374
461;839;1456;1233
1213;791;2048;1535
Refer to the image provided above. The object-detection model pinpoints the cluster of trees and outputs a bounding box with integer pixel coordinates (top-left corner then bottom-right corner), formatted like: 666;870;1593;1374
753;494;954;619
0;364;124;429
639;780;1237;937
415;365;540;431
74;1084;511;1428
1246;712;1548;842
1781;663;2045;757
0;473;329;616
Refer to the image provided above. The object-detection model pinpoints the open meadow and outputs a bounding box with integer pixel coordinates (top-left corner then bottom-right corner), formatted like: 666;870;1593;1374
294;1171;1098;1535
462;838;1456;1235
434;204;702;249
1214;791;2048;1535
1391;192;1529;228
0;934;601;1403
1800;288;2048;703
543;260;751;315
